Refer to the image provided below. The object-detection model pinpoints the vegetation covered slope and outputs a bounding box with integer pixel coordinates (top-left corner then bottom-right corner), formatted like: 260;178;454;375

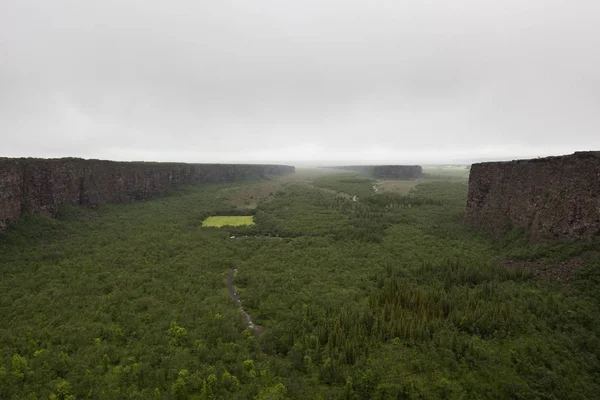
0;172;599;399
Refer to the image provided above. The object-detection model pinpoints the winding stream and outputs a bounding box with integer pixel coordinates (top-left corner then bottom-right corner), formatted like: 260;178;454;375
227;268;261;335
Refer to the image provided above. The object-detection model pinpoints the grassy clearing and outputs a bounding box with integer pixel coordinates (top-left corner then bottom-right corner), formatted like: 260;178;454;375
202;215;255;227
375;179;419;194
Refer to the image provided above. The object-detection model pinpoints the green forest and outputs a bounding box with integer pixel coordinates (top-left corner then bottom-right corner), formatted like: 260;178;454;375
1;169;599;399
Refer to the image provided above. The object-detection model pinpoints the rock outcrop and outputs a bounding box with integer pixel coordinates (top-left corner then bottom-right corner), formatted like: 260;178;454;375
0;158;294;232
465;151;600;240
332;165;422;179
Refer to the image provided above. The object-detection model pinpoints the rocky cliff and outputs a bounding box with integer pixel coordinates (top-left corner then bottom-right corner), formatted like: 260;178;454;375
465;151;600;240
0;158;294;232
333;165;422;179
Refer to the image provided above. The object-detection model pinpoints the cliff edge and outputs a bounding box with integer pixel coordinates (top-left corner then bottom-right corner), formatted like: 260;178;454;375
0;158;295;232
465;151;600;240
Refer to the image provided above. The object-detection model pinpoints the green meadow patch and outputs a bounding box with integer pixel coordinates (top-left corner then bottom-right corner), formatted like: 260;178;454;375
201;215;255;227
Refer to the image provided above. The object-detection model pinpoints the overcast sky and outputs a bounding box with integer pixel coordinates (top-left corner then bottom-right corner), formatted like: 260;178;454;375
1;0;599;165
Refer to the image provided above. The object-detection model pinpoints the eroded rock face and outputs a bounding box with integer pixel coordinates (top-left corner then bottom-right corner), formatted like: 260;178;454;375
0;161;23;231
0;158;295;232
333;165;423;179
465;151;600;240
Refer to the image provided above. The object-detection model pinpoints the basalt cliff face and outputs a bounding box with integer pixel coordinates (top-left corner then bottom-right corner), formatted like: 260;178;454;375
0;158;294;232
465;152;600;240
333;165;422;179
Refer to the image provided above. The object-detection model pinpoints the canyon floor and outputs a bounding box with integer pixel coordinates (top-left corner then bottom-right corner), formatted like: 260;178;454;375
1;168;599;399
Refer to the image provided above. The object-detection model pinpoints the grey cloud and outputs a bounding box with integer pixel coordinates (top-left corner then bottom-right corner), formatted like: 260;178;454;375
1;0;599;163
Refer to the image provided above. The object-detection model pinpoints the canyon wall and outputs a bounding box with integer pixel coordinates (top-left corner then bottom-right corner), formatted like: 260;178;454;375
333;165;423;179
465;151;600;240
0;158;294;232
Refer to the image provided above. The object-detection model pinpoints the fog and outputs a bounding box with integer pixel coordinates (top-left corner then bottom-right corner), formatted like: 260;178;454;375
1;0;599;165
